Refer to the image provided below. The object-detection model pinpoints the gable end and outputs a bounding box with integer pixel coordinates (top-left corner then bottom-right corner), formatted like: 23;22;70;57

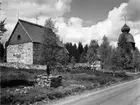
7;21;33;45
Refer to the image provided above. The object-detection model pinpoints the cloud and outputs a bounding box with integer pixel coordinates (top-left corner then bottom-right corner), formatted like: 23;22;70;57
134;35;140;50
0;0;72;43
1;0;140;51
1;0;71;18
68;17;83;27
124;0;140;22
56;3;127;45
55;17;91;44
55;1;140;50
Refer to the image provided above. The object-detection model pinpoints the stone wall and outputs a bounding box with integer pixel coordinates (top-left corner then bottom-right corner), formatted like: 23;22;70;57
7;42;33;64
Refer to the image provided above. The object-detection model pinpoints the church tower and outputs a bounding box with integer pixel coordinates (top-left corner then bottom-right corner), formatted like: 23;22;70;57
118;23;135;53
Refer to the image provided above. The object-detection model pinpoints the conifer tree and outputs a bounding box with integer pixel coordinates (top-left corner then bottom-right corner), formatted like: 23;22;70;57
133;47;140;72
86;40;99;63
99;35;111;69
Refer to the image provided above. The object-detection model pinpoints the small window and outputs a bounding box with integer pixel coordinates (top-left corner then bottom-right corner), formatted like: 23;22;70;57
17;35;21;40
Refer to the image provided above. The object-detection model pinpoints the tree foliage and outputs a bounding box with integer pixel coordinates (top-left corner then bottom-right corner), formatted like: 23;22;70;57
79;44;88;63
110;48;122;74
70;56;76;65
110;47;133;72
0;18;7;34
79;51;87;63
0;18;7;61
55;48;69;65
133;48;140;71
44;18;58;33
78;42;84;55
86;40;99;63
0;43;4;61
40;19;68;66
65;42;88;63
99;36;112;68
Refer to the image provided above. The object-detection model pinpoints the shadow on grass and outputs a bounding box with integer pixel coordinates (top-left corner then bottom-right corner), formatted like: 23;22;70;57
0;66;37;88
0;80;35;88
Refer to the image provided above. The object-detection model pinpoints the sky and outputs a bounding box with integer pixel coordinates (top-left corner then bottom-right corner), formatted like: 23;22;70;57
0;0;140;50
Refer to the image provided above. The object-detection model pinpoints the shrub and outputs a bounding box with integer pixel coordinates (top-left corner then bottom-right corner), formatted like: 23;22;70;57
115;72;127;77
1;93;14;104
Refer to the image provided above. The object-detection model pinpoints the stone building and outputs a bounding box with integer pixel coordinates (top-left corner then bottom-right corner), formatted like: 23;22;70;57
118;23;135;52
7;19;65;64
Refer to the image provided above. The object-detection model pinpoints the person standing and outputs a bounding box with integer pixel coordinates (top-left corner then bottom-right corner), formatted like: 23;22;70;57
46;64;51;79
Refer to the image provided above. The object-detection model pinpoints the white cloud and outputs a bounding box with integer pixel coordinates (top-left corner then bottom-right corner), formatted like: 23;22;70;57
55;17;91;44
56;1;140;50
134;35;140;50
124;0;140;22
55;3;127;45
1;0;140;51
68;17;83;27
1;0;71;18
0;0;72;43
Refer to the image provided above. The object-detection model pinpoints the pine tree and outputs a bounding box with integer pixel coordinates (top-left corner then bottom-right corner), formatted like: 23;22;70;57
0;19;7;38
110;48;121;76
99;35;111;69
84;44;88;53
79;44;88;63
113;47;132;71
133;47;140;72
73;44;79;62
86;40;99;63
79;51;87;63
78;42;84;55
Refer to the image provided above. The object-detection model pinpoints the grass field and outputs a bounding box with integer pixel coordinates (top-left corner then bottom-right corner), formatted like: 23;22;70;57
0;66;139;105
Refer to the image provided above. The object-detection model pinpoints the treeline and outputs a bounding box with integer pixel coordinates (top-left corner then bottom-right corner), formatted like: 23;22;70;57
64;35;140;72
64;42;88;63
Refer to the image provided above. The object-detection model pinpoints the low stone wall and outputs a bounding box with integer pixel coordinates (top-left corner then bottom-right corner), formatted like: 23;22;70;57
36;75;51;87
35;74;62;88
0;62;46;70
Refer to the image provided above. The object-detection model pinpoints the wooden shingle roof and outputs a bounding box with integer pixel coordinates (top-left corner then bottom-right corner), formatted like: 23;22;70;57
19;19;44;43
8;19;65;48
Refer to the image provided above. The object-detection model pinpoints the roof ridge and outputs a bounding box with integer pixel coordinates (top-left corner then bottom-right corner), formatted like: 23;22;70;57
18;19;44;28
18;20;33;42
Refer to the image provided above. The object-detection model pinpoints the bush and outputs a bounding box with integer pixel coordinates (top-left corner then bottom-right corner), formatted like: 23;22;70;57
115;72;127;77
1;93;14;104
70;68;93;74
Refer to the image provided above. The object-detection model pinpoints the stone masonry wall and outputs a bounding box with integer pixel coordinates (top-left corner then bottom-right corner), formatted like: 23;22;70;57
7;42;33;64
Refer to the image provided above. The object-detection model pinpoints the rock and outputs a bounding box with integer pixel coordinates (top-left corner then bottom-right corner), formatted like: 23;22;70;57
50;76;62;88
